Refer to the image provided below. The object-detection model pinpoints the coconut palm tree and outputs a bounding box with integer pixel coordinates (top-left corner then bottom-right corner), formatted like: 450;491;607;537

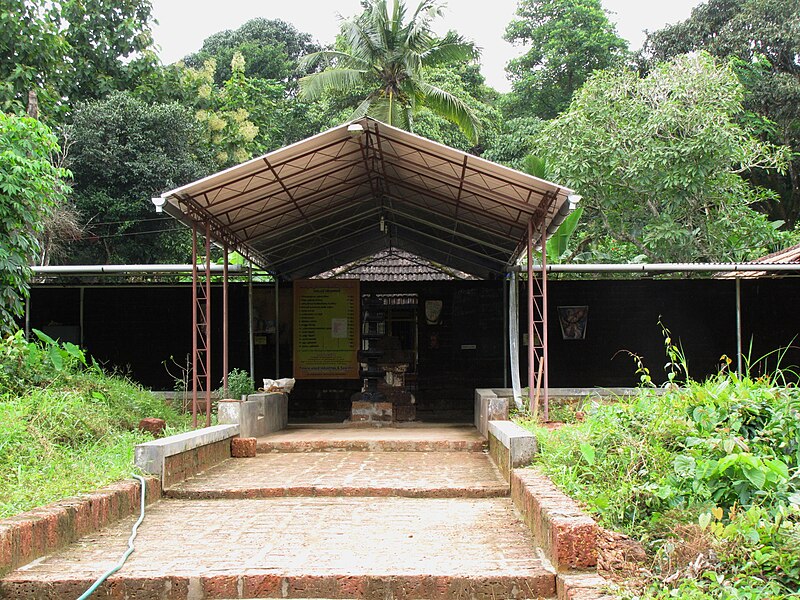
299;0;482;144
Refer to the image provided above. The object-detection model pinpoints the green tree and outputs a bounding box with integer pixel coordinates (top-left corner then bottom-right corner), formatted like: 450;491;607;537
65;92;213;264
504;0;628;120
0;0;67;117
412;64;501;152
299;0;482;144
0;113;70;333
175;52;282;165
0;0;158;120
642;0;800;229
58;0;159;103
482;116;545;169
538;53;795;263
184;18;320;88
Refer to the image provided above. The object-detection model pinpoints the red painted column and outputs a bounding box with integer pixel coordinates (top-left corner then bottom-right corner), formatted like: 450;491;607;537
527;219;535;414
540;219;549;421
191;222;198;429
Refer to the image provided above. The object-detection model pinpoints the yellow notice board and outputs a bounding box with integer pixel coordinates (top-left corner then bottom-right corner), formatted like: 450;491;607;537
293;279;360;379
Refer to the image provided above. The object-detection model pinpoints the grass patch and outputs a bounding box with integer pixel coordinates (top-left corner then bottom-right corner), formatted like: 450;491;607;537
0;331;189;518
519;372;800;598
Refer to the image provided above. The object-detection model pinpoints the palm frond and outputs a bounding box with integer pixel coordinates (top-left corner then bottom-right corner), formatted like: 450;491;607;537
416;80;481;144
341;15;381;64
299;68;372;100
350;96;374;120
300;50;370;71
420;32;479;67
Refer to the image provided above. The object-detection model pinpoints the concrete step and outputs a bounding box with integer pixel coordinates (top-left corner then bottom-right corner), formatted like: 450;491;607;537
1;497;556;599
166;451;508;500
255;425;487;453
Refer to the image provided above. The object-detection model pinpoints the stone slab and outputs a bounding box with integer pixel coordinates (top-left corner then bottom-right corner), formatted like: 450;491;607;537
474;389;511;438
167;451;508;498
218;392;288;438
488;420;538;481
1;497;556;599
134;424;240;476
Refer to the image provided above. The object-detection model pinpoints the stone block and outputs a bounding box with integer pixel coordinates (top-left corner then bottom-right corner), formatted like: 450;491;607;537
138;417;166;437
487;420;538;481
231;437;257;458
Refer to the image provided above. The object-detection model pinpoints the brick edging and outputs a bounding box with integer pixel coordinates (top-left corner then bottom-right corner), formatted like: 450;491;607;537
511;468;597;571
0;476;161;577
511;468;615;597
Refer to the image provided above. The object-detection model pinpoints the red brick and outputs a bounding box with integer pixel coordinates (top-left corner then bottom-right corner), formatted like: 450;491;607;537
231;437;257;458
138;417;167;437
242;574;282;596
202;574;239;598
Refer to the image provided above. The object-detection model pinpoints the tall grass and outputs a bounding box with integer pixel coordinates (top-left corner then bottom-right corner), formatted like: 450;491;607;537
0;331;189;518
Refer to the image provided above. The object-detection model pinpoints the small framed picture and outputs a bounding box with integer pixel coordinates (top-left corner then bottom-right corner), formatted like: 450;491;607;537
558;306;588;340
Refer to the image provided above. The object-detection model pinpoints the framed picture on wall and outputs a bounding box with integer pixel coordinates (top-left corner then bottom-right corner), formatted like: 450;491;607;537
557;306;588;340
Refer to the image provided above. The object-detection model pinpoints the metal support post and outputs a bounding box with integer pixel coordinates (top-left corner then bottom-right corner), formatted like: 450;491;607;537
540;220;550;421
248;265;255;380
204;223;212;427
191;222;199;428
527;221;535;415
502;276;508;388
79;287;85;347
274;277;280;377
736;278;743;375
223;244;229;398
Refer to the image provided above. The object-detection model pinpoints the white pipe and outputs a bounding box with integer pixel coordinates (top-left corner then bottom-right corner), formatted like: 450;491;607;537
507;263;800;273
32;264;244;275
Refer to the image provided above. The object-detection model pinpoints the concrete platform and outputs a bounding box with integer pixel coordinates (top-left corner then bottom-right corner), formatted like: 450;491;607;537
256;424;486;453
167;451;508;499
2;497;556;599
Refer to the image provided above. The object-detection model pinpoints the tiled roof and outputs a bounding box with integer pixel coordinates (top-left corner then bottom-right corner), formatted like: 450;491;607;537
315;249;477;281
718;242;800;278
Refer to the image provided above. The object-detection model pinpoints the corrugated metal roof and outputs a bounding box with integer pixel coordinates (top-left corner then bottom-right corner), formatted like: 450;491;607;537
160;117;575;280
314;249;476;281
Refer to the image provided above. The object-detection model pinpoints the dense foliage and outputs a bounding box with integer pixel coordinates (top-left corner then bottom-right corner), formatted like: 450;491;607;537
504;0;628;120
642;0;800;232
539;53;795;262
66;92;212;264
0;113;69;334
523;371;800;598
0;331;188;517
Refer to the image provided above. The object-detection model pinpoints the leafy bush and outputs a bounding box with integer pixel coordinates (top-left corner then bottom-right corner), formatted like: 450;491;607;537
218;367;255;400
0;331;188;518
521;370;800;598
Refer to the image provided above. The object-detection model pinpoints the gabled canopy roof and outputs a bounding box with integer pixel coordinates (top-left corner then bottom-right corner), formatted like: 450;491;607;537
160;117;576;280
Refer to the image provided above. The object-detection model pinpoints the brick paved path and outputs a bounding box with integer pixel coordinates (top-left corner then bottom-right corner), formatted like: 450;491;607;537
168;451;508;498
1;426;556;599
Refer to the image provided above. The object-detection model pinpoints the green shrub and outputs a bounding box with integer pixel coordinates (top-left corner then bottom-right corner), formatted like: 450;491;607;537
521;370;800;598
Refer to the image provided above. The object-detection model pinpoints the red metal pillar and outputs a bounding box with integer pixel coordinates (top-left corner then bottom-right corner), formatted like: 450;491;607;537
191;222;199;428
223;243;229;398
204;222;212;428
527;220;535;416
540;219;550;421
